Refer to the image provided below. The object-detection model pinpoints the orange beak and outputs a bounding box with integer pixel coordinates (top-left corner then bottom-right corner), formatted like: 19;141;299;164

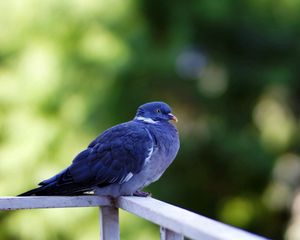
168;113;178;122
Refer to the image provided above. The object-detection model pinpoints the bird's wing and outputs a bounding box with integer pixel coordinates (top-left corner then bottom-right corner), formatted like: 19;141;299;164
40;122;154;189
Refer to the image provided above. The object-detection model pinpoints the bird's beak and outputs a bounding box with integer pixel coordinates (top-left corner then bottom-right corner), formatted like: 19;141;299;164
168;113;178;122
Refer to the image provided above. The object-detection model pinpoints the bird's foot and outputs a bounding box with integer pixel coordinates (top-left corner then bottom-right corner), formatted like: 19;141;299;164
133;190;151;197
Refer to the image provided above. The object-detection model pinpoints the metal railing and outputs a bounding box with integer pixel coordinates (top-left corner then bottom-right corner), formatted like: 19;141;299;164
0;196;269;240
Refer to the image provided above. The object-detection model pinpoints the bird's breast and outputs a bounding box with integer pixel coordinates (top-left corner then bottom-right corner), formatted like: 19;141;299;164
142;123;179;178
118;122;179;195
151;123;179;159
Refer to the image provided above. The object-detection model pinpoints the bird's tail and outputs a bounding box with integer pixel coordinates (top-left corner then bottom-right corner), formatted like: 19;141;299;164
18;183;93;196
17;168;94;196
18;186;47;196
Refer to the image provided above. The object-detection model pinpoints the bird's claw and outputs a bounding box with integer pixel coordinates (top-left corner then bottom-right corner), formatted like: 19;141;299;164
133;190;151;197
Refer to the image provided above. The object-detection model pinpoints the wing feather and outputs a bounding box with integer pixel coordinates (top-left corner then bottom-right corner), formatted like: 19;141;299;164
56;122;154;189
37;122;154;195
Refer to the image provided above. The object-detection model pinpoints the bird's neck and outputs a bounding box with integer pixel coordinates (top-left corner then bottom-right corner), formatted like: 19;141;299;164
134;116;158;124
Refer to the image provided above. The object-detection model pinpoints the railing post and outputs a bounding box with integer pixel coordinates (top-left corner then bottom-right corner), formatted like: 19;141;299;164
160;226;184;240
99;206;120;240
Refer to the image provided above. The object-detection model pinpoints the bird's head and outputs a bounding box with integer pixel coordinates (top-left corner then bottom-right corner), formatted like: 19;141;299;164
134;102;178;124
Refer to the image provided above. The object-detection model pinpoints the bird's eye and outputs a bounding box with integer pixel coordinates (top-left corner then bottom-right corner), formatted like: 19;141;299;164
156;109;161;113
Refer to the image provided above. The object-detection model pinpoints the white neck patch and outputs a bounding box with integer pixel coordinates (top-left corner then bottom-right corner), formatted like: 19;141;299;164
134;116;158;124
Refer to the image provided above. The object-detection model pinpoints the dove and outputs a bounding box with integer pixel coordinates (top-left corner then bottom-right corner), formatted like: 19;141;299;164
19;101;179;197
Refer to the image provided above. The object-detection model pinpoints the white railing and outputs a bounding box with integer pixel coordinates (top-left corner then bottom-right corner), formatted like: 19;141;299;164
0;196;269;240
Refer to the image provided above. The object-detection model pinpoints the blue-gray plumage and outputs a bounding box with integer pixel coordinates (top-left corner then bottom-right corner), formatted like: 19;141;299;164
18;102;179;197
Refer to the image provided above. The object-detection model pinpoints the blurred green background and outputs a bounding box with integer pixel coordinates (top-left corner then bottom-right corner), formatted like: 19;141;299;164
1;0;300;239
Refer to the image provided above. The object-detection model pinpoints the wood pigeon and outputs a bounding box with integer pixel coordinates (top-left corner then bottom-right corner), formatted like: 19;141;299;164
19;101;180;197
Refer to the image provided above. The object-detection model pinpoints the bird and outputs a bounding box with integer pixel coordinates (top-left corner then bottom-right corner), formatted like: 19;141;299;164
18;101;180;197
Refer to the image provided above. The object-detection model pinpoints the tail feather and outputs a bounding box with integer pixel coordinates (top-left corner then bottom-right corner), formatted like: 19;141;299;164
18;186;47;196
17;168;94;196
18;183;94;196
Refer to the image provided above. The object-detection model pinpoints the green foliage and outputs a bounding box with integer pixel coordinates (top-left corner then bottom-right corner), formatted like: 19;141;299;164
1;0;300;239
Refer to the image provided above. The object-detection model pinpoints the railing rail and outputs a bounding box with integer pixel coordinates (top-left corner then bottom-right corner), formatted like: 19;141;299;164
0;196;269;240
